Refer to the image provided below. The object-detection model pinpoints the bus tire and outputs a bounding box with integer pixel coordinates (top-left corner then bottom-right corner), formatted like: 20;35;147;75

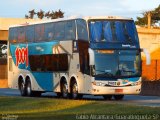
61;80;68;98
19;80;26;96
103;95;112;100
70;80;82;99
114;95;124;100
26;79;33;97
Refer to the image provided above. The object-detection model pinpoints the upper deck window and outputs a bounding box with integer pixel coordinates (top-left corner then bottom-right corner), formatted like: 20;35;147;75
9;28;18;43
9;20;76;43
17;27;26;43
89;20;138;44
44;23;55;41
54;22;65;40
26;25;35;42
77;19;88;41
35;24;45;42
65;21;76;40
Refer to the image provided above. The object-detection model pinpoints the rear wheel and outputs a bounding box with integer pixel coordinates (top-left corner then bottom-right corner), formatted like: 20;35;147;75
103;95;112;100
19;80;26;96
114;95;124;100
71;80;82;99
26;80;33;97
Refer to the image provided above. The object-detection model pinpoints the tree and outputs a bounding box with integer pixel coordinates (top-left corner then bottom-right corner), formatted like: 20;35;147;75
152;5;160;23
135;4;160;26
45;11;51;19
54;9;64;18
25;15;29;19
25;9;64;19
36;9;45;19
28;9;36;19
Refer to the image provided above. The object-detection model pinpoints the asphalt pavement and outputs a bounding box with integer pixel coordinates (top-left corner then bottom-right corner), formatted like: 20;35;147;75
0;88;160;107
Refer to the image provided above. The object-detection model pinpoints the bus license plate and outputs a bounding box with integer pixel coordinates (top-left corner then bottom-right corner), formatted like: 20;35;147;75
115;89;123;93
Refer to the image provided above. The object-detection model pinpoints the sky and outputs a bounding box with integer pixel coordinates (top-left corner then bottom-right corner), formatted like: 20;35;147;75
0;0;159;20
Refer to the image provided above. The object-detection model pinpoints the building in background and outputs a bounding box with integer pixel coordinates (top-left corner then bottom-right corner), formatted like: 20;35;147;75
137;27;160;81
0;18;43;88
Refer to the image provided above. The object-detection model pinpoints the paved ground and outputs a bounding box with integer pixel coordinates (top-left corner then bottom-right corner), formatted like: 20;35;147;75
0;88;160;107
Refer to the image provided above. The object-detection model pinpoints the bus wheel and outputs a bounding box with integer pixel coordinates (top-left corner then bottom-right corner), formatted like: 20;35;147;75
61;81;68;98
26;80;33;97
71;81;82;99
114;95;124;100
103;95;112;100
19;80;26;96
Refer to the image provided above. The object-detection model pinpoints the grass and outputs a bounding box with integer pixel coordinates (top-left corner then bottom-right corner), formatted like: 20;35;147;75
0;96;159;120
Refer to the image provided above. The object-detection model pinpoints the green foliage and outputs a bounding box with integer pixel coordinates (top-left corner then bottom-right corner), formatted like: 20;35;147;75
0;96;160;120
135;16;148;26
135;4;160;26
25;9;64;19
152;5;160;23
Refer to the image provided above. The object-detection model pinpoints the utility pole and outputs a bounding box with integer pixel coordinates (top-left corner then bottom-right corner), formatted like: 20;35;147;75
147;11;151;29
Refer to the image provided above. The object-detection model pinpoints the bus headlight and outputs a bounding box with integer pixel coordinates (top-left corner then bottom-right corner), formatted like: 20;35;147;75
136;81;141;85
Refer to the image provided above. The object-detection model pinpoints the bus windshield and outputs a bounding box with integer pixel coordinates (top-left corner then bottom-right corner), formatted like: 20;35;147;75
89;20;138;44
94;50;141;78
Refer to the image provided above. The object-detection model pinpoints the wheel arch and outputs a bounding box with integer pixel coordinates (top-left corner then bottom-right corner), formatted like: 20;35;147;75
60;76;67;83
69;75;79;93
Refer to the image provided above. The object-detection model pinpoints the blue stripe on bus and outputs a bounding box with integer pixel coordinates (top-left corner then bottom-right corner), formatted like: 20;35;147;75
28;41;59;55
128;77;140;82
90;42;140;50
32;72;53;91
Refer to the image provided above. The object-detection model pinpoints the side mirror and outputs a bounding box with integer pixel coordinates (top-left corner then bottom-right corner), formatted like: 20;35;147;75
88;48;95;65
141;48;151;65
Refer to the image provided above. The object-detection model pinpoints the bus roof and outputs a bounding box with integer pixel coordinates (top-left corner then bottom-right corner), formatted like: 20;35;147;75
9;16;133;28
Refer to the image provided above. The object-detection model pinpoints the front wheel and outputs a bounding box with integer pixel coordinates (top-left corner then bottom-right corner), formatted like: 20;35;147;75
114;95;124;100
71;81;82;99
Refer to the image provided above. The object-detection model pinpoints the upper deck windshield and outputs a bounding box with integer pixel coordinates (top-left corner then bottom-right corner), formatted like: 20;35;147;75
89;20;139;44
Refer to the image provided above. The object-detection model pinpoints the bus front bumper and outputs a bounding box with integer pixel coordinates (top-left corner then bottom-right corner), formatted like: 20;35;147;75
90;85;141;95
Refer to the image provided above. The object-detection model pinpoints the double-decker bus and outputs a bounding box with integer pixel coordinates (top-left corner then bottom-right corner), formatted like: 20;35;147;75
8;16;150;100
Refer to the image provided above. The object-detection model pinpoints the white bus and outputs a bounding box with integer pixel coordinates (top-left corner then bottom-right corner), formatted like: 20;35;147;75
8;16;150;100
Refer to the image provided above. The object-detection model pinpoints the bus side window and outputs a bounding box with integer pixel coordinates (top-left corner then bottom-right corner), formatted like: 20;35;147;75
26;25;35;43
9;28;18;43
44;23;55;41
54;22;65;40
76;19;88;41
17;27;26;43
29;54;68;72
65;20;76;40
35;24;45;42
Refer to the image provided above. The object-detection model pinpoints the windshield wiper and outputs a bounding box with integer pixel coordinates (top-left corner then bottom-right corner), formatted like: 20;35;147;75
122;70;135;73
95;70;114;77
